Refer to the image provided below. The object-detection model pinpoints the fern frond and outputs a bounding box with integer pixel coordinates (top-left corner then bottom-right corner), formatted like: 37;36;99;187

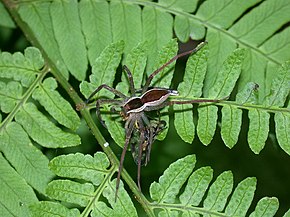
29;152;138;217
32;77;80;131
0;152;38;217
0;47;42;87
148;154;281;216
0;2;15;28
50;0;87;80
0;122;54;194
0;47;80;197
29;201;80;217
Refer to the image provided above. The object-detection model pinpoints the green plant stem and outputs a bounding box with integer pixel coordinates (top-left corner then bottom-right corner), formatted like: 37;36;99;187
81;167;115;217
0;66;49;131
3;1;154;216
149;202;229;217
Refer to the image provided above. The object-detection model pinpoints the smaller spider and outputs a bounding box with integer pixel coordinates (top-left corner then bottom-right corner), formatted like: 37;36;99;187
84;42;226;200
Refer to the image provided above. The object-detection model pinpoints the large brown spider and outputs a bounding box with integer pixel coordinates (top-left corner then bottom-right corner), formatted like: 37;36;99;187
85;42;225;200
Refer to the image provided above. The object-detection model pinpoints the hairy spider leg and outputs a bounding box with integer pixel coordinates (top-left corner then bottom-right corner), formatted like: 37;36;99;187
142;42;207;94
136;118;146;191
85;84;127;104
123;65;136;96
95;99;123;128
115;116;136;201
142;97;227;112
167;98;227;105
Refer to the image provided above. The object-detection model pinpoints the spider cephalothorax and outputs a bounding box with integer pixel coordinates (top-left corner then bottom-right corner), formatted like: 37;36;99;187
84;42;225;200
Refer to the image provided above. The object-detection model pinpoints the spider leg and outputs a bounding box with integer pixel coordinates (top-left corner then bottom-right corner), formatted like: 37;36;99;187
85;84;127;104
137;120;145;191
115;117;135;201
168;96;228;105
142;42;207;94
143;96;227;112
96;99;122;128
123;65;136;96
144;125;154;166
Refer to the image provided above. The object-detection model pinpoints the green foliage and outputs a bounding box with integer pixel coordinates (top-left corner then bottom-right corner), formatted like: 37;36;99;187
0;0;290;216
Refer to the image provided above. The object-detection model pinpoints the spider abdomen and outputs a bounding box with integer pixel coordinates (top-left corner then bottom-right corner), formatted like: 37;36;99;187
123;88;178;114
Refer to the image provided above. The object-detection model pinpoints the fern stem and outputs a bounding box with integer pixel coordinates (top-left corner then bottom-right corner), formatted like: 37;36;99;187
149;202;229;217
81;167;115;217
0;66;49;131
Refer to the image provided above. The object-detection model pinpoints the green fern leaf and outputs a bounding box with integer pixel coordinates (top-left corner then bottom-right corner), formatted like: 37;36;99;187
275;109;290;155
18;3;69;79
0;122;54;194
264;61;290;107
174;15;191;43
179;166;213;206
248;109;270;154
197;0;261;29
174;44;208;143
225;177;257;216
32;77;80;131
49;152;110;186
80;40;124;98
46;180;94;207
80;41;125;147
236;82;259;104
197;105;218;145
15;103;80;148
29;201;80;217
0;153;38;217
197;48;244;145
0;47;43;87
208;48;245;98
175;15;205;41
232;0;290;97
159;0;198;12
142;6;173;72
0;2;15;27
283;209;290;217
150;155;196;203
178;43;208;98
50;0;87;80
149;155;276;216
249;197;279;217
203;29;236;94
79;0;112;64
110;1;142;54
229;0;289;46
42;151;136;216
260;27;290;61
173;103;195;144
203;171;233;212
152;39;178;140
93;179;138;217
0;81;22;113
221;105;242;148
117;41;148;93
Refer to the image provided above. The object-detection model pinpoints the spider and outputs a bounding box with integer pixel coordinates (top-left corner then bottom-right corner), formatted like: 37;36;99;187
84;42;225;200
